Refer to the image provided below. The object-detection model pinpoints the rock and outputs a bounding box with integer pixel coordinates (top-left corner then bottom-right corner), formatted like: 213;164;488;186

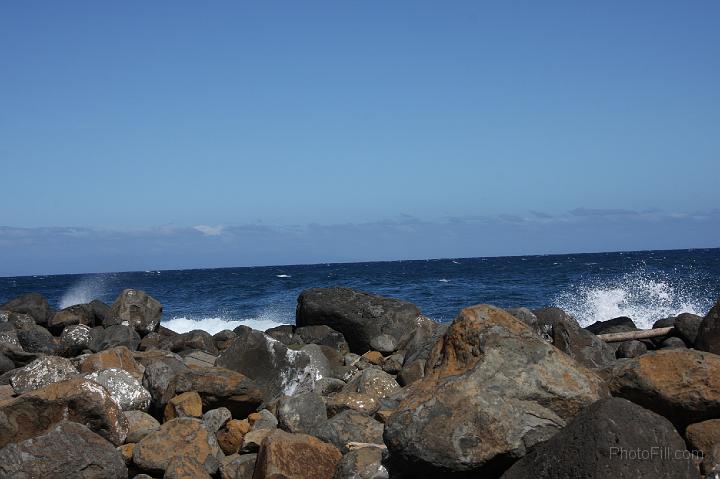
0;325;21;351
1;311;36;330
296;288;423;354
277;391;328;434
695;300;720;354
381;353;403;374
47;304;93;333
142;357;188;405
396;318;446;369
0;377;128;447
0;353;14;374
500;398;698;479
162;366;263;418
606;349;720;426
343;368;399;400
79;345;145;379
108;289;162;335
164;391;203;421
654;317;677;328
361;351;383;365
202;407;232;433
161;329;219;355
182;349;218;368
254;429;342;479
125;410;161;443
585;316;637;335
85;368;152;411
220;453;256;479
217;419;251;454
369;334;397;354
16;324;59;354
334;447;388;479
90;324;142;352
217;326;318;401
213;329;237;351
88;299;111;324
686;418;720;456
295;325;350;353
60;324;93;355
315;377;346;396
118;443;135;464
0;421;127;478
300;343;338;380
384;304;609;477
675;313;704;346
316;410;384;454
164;456;212;479
397;359;424;387
138;331;161;351
249;409;278;430
133;417;223;475
326;392;379;417
0;293;52;325
10;355;79;394
659;336;688;349
616;339;648;358
533;306;615;368
240;428;273;453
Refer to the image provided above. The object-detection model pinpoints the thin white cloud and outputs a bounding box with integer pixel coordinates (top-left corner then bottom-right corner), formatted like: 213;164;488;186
193;225;224;236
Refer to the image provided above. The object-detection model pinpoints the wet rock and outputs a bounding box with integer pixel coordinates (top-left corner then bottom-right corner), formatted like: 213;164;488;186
0;293;52;325
616;339;648;358
162;366;263;418
296;288;423;354
334;446;388;479
217;419;251;454
695;300;720;354
165;456;212;479
254;429;342;479
220;453;256;479
500;398;698;479
343;368;399;400
79;345;145;379
0;377;128;447
686;418;720;457
161;329;218;355
384;304;609;477
250;409;278;430
164;391;203;420
85;368;151;411
533;306;615;368
295;325;350;353
675;313;704;346
16;324;60;354
125;410;161;443
277;391;328;435
47;304;93;333
108;289;162;336
91;324;142;352
606;349;720;426
203;406;232;433
316;410;384;454
60;324;93;355
0;421;127;479
10;355;79;394
133;417;223;475
326;392;379;417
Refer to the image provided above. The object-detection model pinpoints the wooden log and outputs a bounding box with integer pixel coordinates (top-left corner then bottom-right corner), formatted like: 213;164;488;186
597;327;674;343
346;442;387;451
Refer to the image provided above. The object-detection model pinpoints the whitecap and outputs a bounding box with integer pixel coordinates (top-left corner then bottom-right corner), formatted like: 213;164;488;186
162;311;290;335
438;279;450;283
276;274;291;278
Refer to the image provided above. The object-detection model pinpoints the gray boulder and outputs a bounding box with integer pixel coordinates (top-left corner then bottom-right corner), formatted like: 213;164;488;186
294;325;350;353
85;368;152;411
616;339;648;358
10;355;79;394
202;407;232;433
47;304;93;333
0;293;52;325
277;391;327;435
16;324;59;354
316;410;384;454
124;410;161;443
334;447;388;479
60;324;92;355
90;324;141;352
108;289;162;335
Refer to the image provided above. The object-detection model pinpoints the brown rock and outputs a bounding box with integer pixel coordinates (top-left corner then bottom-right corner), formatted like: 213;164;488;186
217;419;251;455
253;429;342;479
79;345;144;380
361;351;383;365
133;417;223;475
118;443;135;464
686;418;720;456
241;428;273;453
164;391;203;421
0;377;128;447
220;453;257;479
125;410;160;443
165;455;212;479
326;391;379;417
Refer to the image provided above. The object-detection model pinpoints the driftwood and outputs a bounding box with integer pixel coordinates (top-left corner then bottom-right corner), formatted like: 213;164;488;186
346;442;387;451
597;327;674;343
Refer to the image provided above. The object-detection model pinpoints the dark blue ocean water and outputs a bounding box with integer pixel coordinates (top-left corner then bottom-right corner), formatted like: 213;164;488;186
1;248;719;333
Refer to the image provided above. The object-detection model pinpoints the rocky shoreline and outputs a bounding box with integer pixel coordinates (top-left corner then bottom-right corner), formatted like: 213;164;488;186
0;286;719;478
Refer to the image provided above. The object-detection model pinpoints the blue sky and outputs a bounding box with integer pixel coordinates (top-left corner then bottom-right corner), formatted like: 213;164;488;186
1;1;718;276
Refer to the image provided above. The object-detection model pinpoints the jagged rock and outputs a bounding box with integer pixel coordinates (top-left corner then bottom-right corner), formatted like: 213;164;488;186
606;349;720;426
164;391;203;420
616;339;648;358
108;289;162;335
316;410;384;454
217;326;318;401
9;355;79;394
277;391;328;435
220;453;256;479
254;429;342;479
118;443;135;465
294;325;350;353
0;293;52;325
124;410;160;443
533;306;615;368
296;288;424;354
241;428;273;453
384;304;609;477
217;419;251;455
133;417;223;475
165;456;212;479
47;304;93;333
0;421;127;478
326;391;379;417
334;446;389;479
79;345;145;379
500;398;698;479
694;300;720;354
16;324;60;354
85;368;152;411
250;409;278;430
60;324;93;355
162;366;263;418
203;407;232;433
0;377;128;447
382;353;403;374
343;368;400;400
141;356;188;404
505;307;550;340
213;329;237;351
675;313;704;346
138;331;161;351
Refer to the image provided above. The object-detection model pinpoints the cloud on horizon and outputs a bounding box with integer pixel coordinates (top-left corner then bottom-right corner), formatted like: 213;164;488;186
1;208;718;277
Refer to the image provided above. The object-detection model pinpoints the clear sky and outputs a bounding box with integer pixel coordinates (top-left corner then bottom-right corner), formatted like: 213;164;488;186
1;1;718;276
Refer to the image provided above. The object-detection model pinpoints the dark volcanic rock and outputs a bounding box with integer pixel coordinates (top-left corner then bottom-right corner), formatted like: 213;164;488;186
254;429;342;479
47;304;93;333
295;324;350;354
0;421;127;479
0;293;52;325
500;398;698;479
84;368;151;411
694;300;720;354
90;324;141;352
60;324;93;356
674;313;703;346
533;306;615;368
296;287;423;354
316;410;384;454
659;336;688;349
108;289;162;335
616;339;648;358
160;329;219;355
334;446;389;479
265;324;295;345
277;391;327;435
10;355;79;394
585;316;637;335
384;304;609;477
16;324;60;354
142;357;188;406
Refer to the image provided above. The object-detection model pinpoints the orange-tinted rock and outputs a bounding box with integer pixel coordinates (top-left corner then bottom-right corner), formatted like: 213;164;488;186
253;429;341;479
79;346;144;380
326;391;379;417
686;419;720;456
217;419;251;455
361;351;383;365
165;456;212;479
118;443;135;464
164;391;203;421
0;378;128;447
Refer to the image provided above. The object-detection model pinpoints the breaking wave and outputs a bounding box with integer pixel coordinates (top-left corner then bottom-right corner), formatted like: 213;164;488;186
553;269;713;329
162;310;290;335
59;275;108;309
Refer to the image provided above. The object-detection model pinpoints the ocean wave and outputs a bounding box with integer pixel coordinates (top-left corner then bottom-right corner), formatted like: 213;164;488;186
553;269;713;329
162;315;290;335
59;276;108;309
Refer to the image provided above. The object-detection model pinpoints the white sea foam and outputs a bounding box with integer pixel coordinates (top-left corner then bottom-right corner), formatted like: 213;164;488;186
276;274;291;278
162;315;289;335
59;276;108;309
553;269;712;329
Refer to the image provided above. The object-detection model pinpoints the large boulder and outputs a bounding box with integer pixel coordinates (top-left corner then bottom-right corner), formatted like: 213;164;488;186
0;377;128;446
60;324;93;355
383;304;609;477
254;429;342;479
686;418;720;457
160;329;219;355
217;326;319;401
10;355;79;394
606;349;720;426
277;391;328;435
533;306;615;368
90;324;141;352
585;316;637;335
16;324;60;354
343;368;400;400
78;345;144;379
500;398;698;478
108;289;162;336
316;410;385;454
85;368;151;411
0;293;52;325
296;288;423;354
294;325;350;354
0;421;127;478
693;300;720;353
124;410;161;443
142;356;188;405
47;304;93;333
675;313;704;346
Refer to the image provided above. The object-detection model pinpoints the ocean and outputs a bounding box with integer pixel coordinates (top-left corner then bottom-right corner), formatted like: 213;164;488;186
1;248;719;334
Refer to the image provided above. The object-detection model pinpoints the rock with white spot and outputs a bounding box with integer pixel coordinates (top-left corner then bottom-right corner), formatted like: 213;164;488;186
85;368;151;411
61;324;92;355
10;356;79;394
203;407;232;433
